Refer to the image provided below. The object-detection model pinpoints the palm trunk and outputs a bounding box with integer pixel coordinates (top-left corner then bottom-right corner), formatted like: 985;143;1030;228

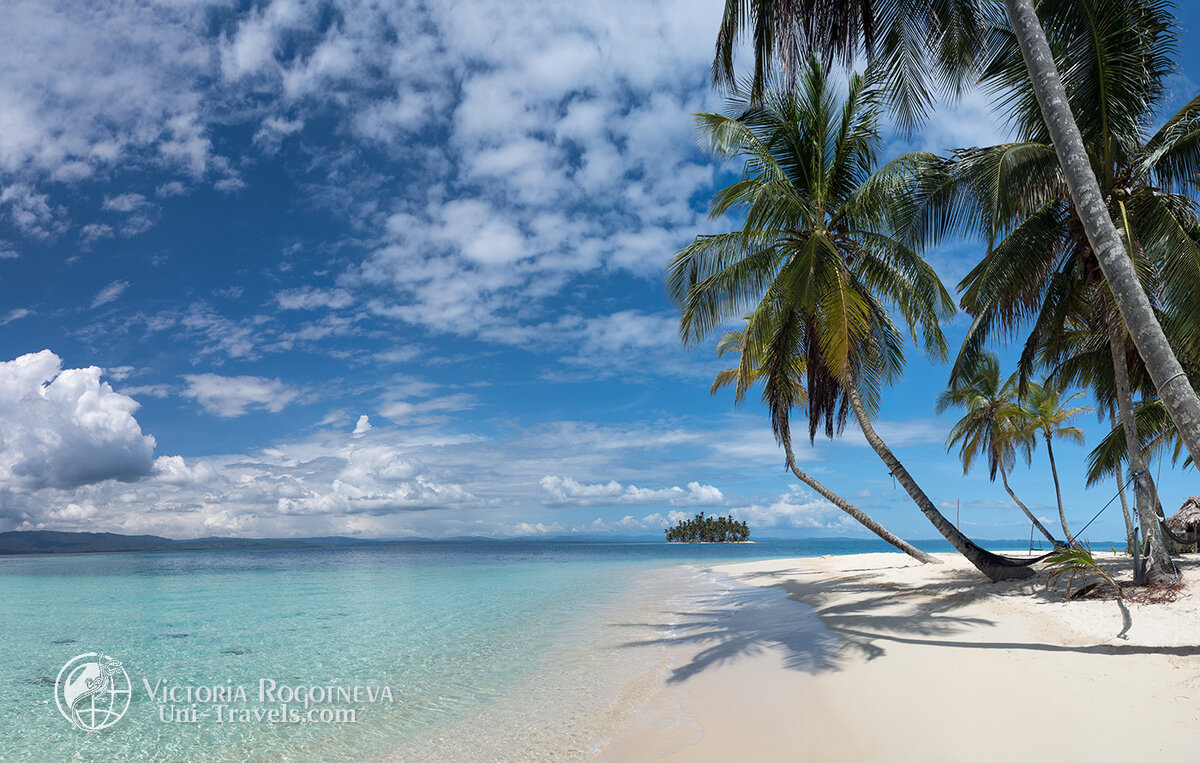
1043;437;1074;545
1111;409;1139;560
1004;0;1200;468
1107;317;1176;585
1000;470;1062;547
782;439;939;564
842;375;1034;581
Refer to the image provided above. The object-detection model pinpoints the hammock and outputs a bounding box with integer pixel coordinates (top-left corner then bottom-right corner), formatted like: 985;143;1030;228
1159;519;1197;547
988;549;1056;566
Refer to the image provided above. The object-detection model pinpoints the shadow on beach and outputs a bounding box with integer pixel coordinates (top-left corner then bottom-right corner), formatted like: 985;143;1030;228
614;554;1200;684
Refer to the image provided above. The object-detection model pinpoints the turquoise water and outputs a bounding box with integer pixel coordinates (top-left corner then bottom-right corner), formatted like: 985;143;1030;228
0;540;1042;761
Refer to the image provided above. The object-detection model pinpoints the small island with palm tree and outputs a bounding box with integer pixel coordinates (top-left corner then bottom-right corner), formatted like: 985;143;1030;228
664;512;750;542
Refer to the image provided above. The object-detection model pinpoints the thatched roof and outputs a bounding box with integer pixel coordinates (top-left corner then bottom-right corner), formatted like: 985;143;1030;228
1167;496;1200;531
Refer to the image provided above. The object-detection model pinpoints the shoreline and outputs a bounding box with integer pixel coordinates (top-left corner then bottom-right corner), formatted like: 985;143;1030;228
600;551;1200;761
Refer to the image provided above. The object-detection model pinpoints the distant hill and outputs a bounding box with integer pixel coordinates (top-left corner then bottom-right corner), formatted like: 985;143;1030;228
0;530;1064;555
0;530;381;555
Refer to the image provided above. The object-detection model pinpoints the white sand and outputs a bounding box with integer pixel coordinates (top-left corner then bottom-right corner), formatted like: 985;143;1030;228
600;552;1200;762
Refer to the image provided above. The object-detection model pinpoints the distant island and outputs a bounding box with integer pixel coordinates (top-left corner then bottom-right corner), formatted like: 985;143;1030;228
665;513;750;543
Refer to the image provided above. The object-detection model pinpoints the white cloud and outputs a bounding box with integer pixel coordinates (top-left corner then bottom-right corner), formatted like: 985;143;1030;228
79;223;114;245
172;302;266;360
275;287;354;310
102;193;149;213
0;2;218;190
353;414;372;435
120;384;172;399
373;346;420;364
379;393;477;422
182;373;301;417
0;350;155;490
152;455;217;486
253;115;304;152
3;427;480;536
156;181;187;198
540;475;724;507
90;280;129;308
843;418;948;448
0;399;954;539
730;489;859;530
0;308;32;325
1;183;61;237
0;0;734;378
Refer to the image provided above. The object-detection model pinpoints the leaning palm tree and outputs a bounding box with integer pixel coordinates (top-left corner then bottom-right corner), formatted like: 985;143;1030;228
1020;381;1090;545
669;62;1035;581
712;322;937;563
711;0;1200;478
943;1;1196;582
936;351;1062;547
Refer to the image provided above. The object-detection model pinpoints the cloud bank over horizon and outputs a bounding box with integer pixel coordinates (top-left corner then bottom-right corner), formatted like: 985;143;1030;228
0;350;877;539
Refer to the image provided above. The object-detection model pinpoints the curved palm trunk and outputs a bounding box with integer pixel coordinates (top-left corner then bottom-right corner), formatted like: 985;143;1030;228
1111;409;1139;560
999;470;1062;548
1043;437;1074;545
1107;318;1176;585
1004;0;1200;469
782;439;939;564
842;376;1034;581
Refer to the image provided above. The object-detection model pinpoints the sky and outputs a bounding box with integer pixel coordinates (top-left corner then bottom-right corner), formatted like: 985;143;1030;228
1;0;1198;543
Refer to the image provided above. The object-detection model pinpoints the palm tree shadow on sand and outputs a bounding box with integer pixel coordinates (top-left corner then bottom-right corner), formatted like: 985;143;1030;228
614;560;1200;684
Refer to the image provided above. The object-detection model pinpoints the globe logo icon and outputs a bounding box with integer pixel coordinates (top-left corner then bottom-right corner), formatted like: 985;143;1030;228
54;653;132;732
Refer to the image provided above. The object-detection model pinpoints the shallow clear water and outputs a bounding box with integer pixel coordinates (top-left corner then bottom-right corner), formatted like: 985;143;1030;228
0;539;1042;760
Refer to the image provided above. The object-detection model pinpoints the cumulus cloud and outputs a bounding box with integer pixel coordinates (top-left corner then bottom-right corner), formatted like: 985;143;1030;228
0;350;155;490
540;475;724;507
182;373;301;417
3;429;479;536
353;414;372;435
730;489;859;530
0;395;957;539
152;455;218;486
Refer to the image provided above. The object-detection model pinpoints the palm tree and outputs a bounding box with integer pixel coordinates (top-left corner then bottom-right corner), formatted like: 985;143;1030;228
669;62;1034;581
1084;405;1146;561
710;0;1200;481
944;2;1196;582
936;351;1062;547
711;0;985;129
713;323;938;563
1020;381;1090;545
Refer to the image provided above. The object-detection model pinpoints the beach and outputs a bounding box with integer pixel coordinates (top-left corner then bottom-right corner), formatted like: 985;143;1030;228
10;544;1200;761
602;552;1200;761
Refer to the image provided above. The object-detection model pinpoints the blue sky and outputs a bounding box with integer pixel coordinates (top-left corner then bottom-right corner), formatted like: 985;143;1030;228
1;0;1198;542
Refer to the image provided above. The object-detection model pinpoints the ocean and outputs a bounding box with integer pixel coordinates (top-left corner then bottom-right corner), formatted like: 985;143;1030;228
0;539;1043;760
